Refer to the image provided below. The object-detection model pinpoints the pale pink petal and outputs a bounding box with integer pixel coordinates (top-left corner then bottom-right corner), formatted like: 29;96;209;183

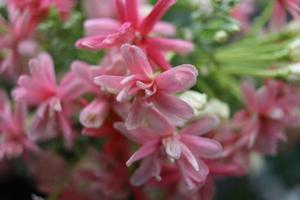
139;0;176;35
152;92;194;120
145;108;173;134
153;21;176;36
147;45;171;70
181;135;222;158
180;116;220;135
180;143;199;171
121;44;153;77
156;64;198;93
84;18;120;36
130;155;162;186
125;96;148;130
148;37;194;54
94;75;124;93
126;140;160;166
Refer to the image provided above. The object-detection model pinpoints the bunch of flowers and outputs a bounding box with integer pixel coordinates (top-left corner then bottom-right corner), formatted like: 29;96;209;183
1;0;300;199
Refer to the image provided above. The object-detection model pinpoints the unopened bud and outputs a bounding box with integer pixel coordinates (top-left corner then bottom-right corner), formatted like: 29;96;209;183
179;90;207;117
203;99;230;119
214;30;228;43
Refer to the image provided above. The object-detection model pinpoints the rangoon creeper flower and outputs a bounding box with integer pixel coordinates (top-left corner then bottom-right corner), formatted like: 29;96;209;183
233;80;300;155
0;90;38;159
94;44;198;129
76;0;194;70
13;53;85;146
115;109;222;189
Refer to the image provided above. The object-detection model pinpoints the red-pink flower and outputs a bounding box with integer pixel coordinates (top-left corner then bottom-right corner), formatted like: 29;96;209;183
270;0;300;29
233;80;300;155
76;0;193;70
0;90;37;159
94;44;198;129
13;53;85;146
0;6;39;79
230;0;255;32
115;109;222;189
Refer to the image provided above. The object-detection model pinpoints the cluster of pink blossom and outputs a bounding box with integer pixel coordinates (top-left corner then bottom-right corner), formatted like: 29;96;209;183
0;0;300;199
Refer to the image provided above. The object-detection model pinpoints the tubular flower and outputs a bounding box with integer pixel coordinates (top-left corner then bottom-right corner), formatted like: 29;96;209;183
13;53;85;146
115;109;222;189
0;90;37;159
233;80;300;155
95;44;198;129
76;0;194;70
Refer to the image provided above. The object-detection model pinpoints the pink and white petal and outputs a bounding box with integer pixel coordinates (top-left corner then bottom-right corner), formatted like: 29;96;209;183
145;107;173;134
114;122;159;144
121;44;153;77
139;0;176;35
125;96;148;130
180;116;220;136
148;37;194;54
84;18;120;36
181;135;222;158
75;35;107;50
156;64;198;93
152;92;194;120
126;140;160;166
94;75;124;93
180;143;199;171
14;102;27;128
130;155;162;186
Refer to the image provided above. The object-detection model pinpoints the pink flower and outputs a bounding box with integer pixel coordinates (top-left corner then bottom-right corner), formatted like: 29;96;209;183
233;80;300;155
0;90;37;159
115;109;222;189
95;44;198;129
270;0;300;29
0;6;39;79
76;0;193;70
13;53;85;146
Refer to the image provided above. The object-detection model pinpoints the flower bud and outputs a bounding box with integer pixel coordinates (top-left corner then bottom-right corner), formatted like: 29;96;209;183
203;99;230;119
214;30;228;43
179;90;207;117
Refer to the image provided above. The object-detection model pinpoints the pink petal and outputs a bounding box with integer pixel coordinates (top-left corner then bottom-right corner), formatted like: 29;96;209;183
76;23;134;50
125;96;147;130
130;155;162;186
180;116;220;135
156;64;198;93
148;37;194;54
115;0;128;23
152;92;194;120
139;0;176;35
153;21;176;36
94;75;124;93
84;18;120;36
241;80;257;112
181;135;222;158
180;143;199;171
126;140;160;166
126;0;139;28
145;108;173;134
121;44;153;77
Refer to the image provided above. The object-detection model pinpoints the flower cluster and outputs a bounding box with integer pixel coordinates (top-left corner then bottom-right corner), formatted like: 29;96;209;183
1;0;300;200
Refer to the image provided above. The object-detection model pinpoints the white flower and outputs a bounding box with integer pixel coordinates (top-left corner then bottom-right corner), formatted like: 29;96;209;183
179;90;207;117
